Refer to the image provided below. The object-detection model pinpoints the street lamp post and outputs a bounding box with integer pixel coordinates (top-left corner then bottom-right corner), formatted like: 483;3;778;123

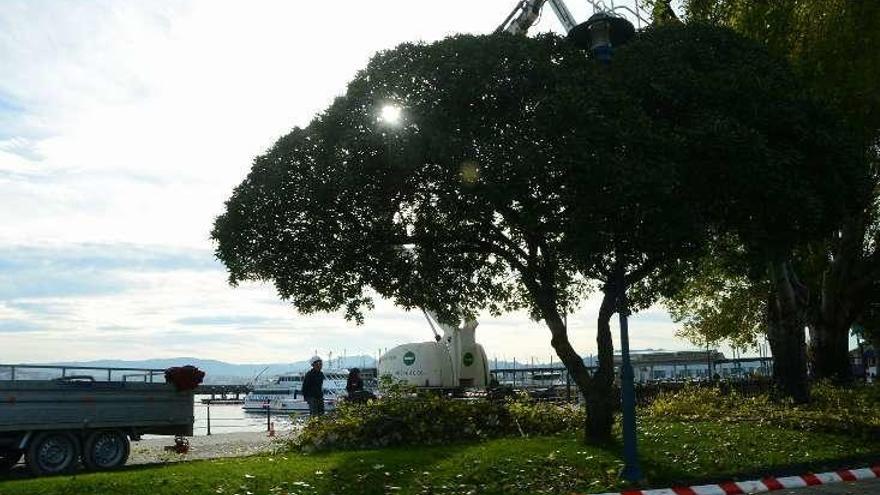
566;10;641;482
616;264;642;482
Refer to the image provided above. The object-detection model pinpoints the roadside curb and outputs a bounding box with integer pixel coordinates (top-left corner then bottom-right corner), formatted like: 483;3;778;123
591;465;880;495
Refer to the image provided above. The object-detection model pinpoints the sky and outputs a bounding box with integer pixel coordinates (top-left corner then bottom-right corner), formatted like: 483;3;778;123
0;0;708;365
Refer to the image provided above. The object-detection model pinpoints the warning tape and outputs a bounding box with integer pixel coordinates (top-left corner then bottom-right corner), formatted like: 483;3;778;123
591;465;880;495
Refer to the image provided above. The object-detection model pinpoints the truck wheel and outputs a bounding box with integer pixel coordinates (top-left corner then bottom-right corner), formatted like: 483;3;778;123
26;431;80;476
83;430;130;471
0;449;22;471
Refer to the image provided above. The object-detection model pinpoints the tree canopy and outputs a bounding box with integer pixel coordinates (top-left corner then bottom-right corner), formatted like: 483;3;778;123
214;24;861;323
614;24;866;260
672;0;879;381
213;22;864;429
214;34;610;324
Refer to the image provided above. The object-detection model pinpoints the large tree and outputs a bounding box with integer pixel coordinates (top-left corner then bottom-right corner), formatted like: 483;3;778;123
680;0;880;382
214;34;626;442
213;25;858;441
614;23;866;401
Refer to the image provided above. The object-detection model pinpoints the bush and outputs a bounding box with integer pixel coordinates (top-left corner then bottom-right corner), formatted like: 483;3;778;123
645;381;880;438
291;394;583;452
507;400;584;436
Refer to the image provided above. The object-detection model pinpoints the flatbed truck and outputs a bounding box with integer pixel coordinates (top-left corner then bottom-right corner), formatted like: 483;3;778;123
0;364;194;475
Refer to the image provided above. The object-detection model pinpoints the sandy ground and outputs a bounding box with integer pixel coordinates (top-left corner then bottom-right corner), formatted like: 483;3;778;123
128;431;290;465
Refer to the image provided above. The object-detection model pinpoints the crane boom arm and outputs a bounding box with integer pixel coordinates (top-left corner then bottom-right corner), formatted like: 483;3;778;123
546;0;577;32
497;0;577;35
496;0;546;35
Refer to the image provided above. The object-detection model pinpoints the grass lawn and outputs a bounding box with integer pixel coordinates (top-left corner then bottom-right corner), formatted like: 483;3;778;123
1;420;877;495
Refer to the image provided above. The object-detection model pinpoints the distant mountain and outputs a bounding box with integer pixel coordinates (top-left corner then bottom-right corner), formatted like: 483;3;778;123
6;354;607;384
12;356;378;384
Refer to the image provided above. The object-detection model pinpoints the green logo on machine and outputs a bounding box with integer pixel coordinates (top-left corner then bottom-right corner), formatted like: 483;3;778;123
463;352;474;367
403;351;416;366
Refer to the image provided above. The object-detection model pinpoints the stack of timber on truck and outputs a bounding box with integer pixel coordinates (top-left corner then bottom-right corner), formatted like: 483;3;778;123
0;364;194;475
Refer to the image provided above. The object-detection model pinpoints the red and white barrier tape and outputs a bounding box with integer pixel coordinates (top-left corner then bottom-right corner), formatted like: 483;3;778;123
592;465;880;495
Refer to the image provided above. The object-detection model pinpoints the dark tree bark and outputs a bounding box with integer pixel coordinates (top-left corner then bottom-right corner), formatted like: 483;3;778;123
809;218;874;381
584;262;657;443
524;264;604;443
809;320;855;382
537;301;599;441
767;260;810;403
586;285;617;443
527;264;618;444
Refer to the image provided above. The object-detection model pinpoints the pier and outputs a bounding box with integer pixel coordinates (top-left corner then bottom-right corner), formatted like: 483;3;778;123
196;384;252;404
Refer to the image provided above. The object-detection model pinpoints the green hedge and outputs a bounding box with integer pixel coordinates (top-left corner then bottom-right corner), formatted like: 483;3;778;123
645;381;880;438
292;395;584;452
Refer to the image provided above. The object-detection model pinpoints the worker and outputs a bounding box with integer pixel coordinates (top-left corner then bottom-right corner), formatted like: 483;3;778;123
346;368;364;399
301;355;325;416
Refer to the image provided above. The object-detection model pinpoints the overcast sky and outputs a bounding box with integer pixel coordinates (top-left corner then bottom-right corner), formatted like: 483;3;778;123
0;0;707;365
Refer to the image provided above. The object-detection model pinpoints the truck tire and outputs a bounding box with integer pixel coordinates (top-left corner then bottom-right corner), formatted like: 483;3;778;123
82;430;130;471
26;431;80;476
0;449;22;471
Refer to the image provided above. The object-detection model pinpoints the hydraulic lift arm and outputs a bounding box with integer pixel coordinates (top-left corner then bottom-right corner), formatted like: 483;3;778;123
496;0;577;35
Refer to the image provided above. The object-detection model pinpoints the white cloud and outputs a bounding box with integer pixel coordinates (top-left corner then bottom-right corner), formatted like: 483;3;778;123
0;242;696;363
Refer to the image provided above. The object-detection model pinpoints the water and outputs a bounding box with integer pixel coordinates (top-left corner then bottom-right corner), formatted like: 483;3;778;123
193;396;306;436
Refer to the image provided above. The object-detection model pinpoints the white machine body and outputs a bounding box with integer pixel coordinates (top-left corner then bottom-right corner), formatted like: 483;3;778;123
378;313;489;389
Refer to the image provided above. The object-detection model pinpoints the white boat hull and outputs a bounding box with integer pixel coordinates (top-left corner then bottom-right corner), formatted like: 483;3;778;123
242;368;348;414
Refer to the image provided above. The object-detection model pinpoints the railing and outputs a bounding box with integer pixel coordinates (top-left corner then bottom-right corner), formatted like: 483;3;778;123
0;363;165;382
195;402;305;436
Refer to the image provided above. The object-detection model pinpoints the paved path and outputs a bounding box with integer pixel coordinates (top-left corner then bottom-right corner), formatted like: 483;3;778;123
129;431;285;464
773;478;880;494
2;431;290;479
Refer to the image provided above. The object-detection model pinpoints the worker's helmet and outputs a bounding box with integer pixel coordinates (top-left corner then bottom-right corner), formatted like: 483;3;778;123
310;355;323;365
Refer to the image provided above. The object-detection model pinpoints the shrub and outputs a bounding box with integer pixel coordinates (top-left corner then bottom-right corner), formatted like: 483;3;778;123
645;381;880;438
646;385;730;420
508;400;584;436
291;394;583;452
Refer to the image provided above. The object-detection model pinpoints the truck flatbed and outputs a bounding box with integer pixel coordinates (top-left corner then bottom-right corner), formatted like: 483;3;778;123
0;379;193;436
0;364;196;476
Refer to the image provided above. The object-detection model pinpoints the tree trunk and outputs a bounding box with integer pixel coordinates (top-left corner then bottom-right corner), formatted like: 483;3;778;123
808;217;873;381
767;260;810;403
531;280;615;444
585;286;617;443
538;303;597;441
809;320;853;382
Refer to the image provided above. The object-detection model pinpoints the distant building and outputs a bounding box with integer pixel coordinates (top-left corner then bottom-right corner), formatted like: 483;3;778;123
849;346;877;380
622;350;721;382
622;350;772;382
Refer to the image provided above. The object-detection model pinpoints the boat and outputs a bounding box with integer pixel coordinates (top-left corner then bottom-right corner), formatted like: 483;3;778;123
242;370;350;413
531;370;563;385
